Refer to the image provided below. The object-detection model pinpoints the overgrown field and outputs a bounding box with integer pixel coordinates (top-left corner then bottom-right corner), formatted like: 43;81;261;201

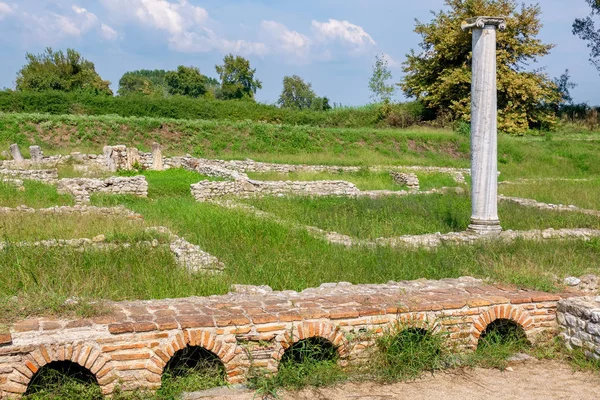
1;113;599;181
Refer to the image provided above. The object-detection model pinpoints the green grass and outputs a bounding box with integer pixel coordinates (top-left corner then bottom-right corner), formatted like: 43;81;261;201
417;172;459;190
246;170;461;191
371;325;447;382
243;193;600;239
0;246;229;324
246;170;408;191
0;213;156;242
90;192;600;295
0;180;74;208
500;178;600;210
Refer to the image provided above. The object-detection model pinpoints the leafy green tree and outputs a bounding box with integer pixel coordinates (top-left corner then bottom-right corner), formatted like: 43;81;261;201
369;54;395;103
278;75;317;109
118;70;167;96
400;0;560;134
16;48;112;95
165;66;207;98
573;0;600;72
311;96;332;111
215;54;262;100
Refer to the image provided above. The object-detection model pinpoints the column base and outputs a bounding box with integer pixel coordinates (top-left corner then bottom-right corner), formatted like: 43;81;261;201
468;219;502;235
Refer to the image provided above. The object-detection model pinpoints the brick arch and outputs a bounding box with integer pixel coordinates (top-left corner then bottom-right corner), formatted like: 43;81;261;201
274;321;349;362
472;305;533;342
5;343;113;397
149;329;241;383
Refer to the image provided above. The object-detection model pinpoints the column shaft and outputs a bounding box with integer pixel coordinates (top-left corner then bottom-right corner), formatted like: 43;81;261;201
468;25;501;234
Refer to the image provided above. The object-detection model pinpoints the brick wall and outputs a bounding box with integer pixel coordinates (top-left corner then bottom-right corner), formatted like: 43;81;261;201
0;278;564;398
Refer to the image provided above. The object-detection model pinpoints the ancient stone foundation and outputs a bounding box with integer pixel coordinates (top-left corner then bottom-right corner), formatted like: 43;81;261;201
191;179;360;201
0;277;563;398
557;297;600;359
57;176;148;204
0;169;58;184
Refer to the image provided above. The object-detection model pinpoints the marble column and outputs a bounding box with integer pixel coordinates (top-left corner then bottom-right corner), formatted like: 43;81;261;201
462;16;506;234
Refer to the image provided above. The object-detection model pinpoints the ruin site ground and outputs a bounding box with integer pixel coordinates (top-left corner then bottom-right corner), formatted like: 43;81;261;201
1;113;600;399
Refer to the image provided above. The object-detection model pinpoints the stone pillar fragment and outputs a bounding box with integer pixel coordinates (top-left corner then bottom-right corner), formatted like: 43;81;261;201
103;146;116;172
126;147;140;170
462;16;506;234
29;146;43;163
152;142;163;170
9;144;24;163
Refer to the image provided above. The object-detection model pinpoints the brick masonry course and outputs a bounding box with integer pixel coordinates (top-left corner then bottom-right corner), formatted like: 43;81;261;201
0;277;566;398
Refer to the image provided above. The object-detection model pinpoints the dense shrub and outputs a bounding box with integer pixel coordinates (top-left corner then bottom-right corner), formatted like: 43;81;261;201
0;90;423;129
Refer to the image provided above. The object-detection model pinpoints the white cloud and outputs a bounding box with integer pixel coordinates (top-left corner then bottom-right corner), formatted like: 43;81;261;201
0;2;16;20
171;28;269;56
100;0;266;56
312;19;375;52
19;4;117;42
101;23;118;40
260;20;311;59
381;53;400;68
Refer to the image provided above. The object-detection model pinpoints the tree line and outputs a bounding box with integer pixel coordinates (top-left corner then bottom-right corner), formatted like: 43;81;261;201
5;0;600;134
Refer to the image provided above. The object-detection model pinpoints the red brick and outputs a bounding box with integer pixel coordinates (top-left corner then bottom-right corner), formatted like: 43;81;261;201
133;322;158;332
531;294;561;303
111;352;151;361
0;333;12;345
13;320;39;332
108;323;135;334
156;317;179;330
178;316;214;328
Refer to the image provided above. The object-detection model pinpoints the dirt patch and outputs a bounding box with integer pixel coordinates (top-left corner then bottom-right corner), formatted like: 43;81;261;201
203;360;600;400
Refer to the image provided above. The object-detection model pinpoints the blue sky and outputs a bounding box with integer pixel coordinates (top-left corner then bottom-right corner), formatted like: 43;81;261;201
0;0;597;106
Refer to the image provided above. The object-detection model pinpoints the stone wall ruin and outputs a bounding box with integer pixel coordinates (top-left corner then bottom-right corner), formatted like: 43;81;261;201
57;176;148;204
191;179;360;201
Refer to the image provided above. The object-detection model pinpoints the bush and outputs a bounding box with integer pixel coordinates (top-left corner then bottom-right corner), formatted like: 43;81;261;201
0;90;425;129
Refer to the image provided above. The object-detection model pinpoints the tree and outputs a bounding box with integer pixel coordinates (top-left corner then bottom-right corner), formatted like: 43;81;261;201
118;70;167;96
369;54;395;103
215;54;262;100
400;0;560;134
165;66;207;98
311;96;332;111
278;75;317;109
16;48;112;95
573;0;600;72
553;69;577;106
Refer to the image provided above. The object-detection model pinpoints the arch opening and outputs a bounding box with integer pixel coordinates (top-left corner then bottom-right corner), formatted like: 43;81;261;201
280;337;339;365
160;346;226;396
24;360;101;398
375;327;444;380
275;337;343;388
477;318;529;349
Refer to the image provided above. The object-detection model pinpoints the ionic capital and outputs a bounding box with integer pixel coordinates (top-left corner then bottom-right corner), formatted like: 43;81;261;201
461;16;507;31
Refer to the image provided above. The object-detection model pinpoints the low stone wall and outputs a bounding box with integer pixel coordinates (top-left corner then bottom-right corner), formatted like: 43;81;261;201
0;227;224;275
390;172;419;190
0;277;562;397
191;179;360;201
499;196;600;217
557;297;600;359
0;168;58;184
57;176;148;204
0;205;142;219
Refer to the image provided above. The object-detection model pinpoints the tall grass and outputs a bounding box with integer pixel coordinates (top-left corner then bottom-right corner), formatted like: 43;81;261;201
0;181;74;208
500;178;600;210
244;193;600;239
